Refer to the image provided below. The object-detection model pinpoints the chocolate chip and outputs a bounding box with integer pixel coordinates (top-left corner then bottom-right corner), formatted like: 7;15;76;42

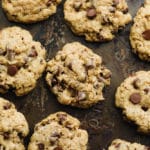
29;48;38;57
141;106;148;112
54;147;63;150
51;77;58;87
77;91;86;101
129;93;141;104
37;143;44;150
142;30;150;40
57;113;67;124
122;8;128;14
112;0;120;6
100;72;111;79
7;65;18;76
114;143;120;148
144;88;150;94
132;78;140;89
3;132;10;140
86;8;97;19
73;1;82;11
3;103;11;110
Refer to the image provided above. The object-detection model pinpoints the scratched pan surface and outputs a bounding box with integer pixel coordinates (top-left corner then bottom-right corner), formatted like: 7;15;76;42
0;0;150;149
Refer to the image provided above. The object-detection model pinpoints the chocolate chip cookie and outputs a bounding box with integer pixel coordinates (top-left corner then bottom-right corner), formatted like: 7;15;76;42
64;0;132;42
116;71;150;133
28;112;88;150
0;26;46;96
0;97;29;150
130;0;150;61
108;139;150;150
46;42;111;108
2;0;62;23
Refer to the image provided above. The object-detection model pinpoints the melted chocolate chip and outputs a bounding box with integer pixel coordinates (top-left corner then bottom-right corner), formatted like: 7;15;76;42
3;103;12;110
86;8;97;19
144;88;150;94
57;113;67;124
3;132;10;140
73;1;82;11
129;93;141;104
29;49;38;57
51;77;58;87
37;143;44;150
132;78;140;89
142;30;150;40
54;147;63;150
7;65;18;76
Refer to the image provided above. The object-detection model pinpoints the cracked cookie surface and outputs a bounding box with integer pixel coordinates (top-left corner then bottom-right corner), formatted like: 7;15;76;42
46;42;111;108
108;139;150;150
0;26;46;96
28;112;88;150
115;71;150;133
130;0;150;61
0;97;29;150
2;0;62;23
64;0;132;42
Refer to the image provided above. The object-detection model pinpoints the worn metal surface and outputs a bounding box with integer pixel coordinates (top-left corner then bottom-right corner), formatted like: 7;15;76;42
0;0;150;149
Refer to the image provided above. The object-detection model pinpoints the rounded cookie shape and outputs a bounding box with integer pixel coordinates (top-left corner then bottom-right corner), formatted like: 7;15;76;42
130;0;150;61
108;139;150;150
46;42;111;108
64;0;132;42
0;26;46;96
115;71;150;133
28;112;88;150
2;0;62;23
0;97;29;150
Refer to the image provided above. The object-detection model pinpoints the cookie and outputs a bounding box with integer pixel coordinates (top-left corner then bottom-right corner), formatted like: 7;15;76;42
0;26;46;96
115;71;150;133
64;0;132;42
2;0;62;23
46;42;111;108
108;139;150;150
130;0;150;61
28;111;88;150
0;97;29;150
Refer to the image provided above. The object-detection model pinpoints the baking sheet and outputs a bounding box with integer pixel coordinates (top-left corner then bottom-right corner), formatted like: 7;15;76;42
0;0;150;149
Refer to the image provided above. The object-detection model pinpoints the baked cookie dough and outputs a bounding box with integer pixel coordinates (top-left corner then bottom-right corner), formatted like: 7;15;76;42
0;97;29;150
116;71;150;133
0;26;46;96
64;0;132;42
130;0;150;61
28;112;88;150
108;139;150;150
2;0;62;23
46;42;111;108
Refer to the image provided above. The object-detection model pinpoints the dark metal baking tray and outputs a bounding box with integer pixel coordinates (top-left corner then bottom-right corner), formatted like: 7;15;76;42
0;0;150;149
